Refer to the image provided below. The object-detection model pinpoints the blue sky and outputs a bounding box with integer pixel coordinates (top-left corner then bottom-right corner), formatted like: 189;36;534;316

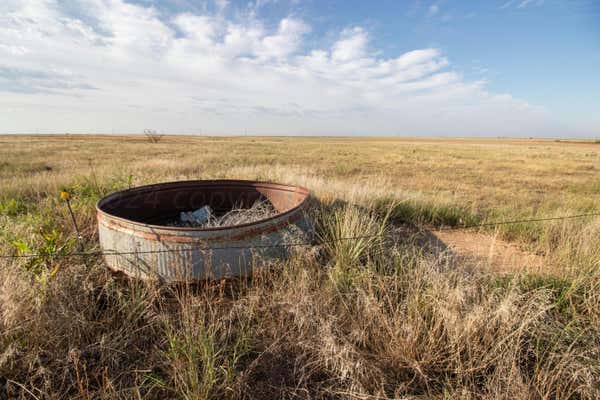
0;0;598;136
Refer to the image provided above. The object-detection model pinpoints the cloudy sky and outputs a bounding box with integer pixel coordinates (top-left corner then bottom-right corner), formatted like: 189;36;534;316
1;0;598;136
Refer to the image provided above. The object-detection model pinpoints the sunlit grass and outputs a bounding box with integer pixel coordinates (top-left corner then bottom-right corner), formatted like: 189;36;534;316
0;135;598;399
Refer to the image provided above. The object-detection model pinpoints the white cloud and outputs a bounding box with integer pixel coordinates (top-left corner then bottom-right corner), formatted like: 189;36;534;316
518;0;544;8
259;18;310;60
0;65;96;94
0;43;29;55
0;0;576;136
501;0;545;9
331;27;368;62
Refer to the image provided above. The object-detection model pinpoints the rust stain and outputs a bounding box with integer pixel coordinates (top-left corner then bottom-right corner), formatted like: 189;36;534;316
97;180;311;281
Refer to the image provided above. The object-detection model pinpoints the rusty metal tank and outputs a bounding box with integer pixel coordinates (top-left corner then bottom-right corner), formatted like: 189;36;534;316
96;180;311;281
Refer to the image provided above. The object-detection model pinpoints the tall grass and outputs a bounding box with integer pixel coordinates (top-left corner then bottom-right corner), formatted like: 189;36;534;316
1;136;599;398
1;203;598;399
317;203;390;266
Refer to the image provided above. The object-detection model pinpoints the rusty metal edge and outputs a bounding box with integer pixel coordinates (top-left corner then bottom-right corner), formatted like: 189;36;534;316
97;206;307;243
96;179;311;239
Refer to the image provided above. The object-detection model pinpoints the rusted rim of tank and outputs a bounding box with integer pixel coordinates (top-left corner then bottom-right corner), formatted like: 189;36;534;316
96;179;310;232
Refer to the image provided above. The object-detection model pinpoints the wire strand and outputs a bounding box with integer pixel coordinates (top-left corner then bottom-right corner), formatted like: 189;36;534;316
1;212;598;259
435;212;600;230
0;234;373;259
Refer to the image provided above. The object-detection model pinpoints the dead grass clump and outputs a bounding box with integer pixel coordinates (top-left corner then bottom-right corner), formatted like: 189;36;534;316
166;200;278;228
205;200;277;228
0;261;164;399
228;247;597;399
317;203;390;268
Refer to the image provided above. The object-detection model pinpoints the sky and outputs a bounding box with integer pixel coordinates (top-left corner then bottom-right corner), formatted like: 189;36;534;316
0;0;598;137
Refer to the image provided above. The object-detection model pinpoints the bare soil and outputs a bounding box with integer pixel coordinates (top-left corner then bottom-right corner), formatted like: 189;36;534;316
433;229;545;273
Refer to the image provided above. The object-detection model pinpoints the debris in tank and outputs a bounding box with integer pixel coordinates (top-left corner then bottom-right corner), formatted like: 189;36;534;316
165;200;277;228
180;205;212;225
204;199;277;228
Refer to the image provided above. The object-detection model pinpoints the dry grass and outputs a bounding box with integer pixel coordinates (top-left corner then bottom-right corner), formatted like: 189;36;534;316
204;200;278;228
0;135;599;399
165;200;277;228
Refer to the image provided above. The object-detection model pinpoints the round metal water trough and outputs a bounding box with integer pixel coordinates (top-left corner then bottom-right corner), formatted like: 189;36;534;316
96;180;311;281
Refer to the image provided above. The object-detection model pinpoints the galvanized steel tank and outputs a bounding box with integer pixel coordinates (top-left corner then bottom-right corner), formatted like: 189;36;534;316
96;180;311;281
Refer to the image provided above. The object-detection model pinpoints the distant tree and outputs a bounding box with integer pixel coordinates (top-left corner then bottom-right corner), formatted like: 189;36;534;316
144;129;164;143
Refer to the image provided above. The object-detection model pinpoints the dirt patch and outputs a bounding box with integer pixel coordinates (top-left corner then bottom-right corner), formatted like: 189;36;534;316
432;229;546;274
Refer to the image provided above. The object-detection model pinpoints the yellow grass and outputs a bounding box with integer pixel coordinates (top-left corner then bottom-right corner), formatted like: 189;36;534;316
0;134;598;399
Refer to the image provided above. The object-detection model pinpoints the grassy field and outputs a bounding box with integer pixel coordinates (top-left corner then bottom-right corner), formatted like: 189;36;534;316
0;135;599;399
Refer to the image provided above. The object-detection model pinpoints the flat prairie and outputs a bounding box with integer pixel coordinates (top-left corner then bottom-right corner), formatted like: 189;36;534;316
1;135;598;399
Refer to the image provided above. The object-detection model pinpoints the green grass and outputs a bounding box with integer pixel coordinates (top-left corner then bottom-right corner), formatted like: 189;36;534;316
0;198;28;216
386;198;480;227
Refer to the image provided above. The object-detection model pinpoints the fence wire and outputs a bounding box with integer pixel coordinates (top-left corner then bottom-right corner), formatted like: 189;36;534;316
1;212;598;260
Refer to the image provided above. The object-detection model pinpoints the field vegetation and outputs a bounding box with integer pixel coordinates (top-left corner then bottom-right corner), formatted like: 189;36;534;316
0;135;598;399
